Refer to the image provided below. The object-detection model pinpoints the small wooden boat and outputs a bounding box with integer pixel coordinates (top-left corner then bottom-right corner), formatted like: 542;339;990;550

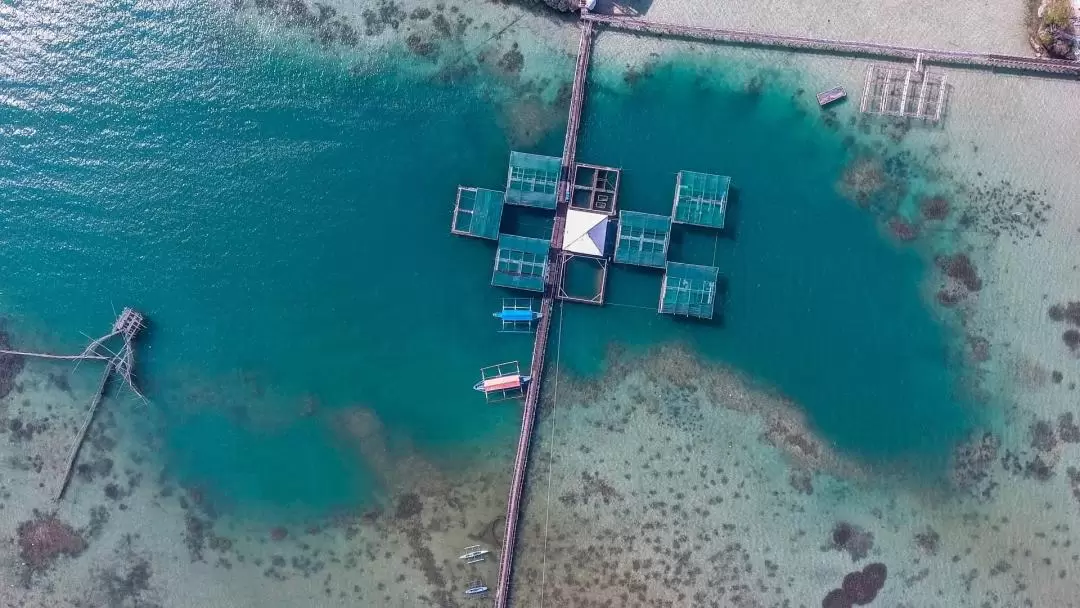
459;545;491;563
464;580;489;596
816;86;847;106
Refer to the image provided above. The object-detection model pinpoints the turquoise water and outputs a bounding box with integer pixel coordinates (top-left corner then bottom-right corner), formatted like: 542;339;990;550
568;62;976;463
1;0;975;521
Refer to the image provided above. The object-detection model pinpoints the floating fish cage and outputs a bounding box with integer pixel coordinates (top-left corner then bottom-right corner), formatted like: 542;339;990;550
451;187;505;240
558;252;609;305
491;234;550;293
505;151;561;210
671;170;731;229
659;262;720;319
614;210;672;268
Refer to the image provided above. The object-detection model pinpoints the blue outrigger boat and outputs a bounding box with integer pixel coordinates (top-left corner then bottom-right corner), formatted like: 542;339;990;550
492;308;542;323
493;298;542;334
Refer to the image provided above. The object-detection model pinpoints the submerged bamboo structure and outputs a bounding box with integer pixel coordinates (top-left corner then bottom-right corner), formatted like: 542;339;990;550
0;308;146;502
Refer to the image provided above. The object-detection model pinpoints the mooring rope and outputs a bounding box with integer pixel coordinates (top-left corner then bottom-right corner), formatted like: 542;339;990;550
605;301;655;311
538;299;566;608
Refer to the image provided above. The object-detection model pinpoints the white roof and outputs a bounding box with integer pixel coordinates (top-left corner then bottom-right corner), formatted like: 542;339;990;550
562;209;608;257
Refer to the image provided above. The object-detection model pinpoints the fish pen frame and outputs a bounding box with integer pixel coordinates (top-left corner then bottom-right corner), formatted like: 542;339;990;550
557;252;608;305
505;151;562;210
477;361;527;402
570;162;621;216
495;298;540;333
659;262;720;319
671;170;731;229
451;187;505;240
491;234;551;293
613;210;672;268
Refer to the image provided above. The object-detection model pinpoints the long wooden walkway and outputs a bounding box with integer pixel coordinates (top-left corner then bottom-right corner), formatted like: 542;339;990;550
583;13;1080;77
492;18;595;608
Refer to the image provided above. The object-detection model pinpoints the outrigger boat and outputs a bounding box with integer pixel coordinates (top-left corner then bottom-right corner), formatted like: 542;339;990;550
475;361;529;402
493;298;542;333
473;373;531;394
493;308;542;323
459;545;490;563
464;580;489;597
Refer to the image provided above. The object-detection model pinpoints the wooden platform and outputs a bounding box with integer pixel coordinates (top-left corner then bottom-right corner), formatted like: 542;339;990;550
816;86;846;106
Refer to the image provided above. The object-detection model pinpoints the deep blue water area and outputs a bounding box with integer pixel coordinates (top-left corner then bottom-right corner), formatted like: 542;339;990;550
0;0;976;520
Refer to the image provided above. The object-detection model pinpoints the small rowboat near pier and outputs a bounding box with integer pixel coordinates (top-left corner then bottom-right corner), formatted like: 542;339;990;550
816;86;847;106
464;579;490;597
474;361;531;402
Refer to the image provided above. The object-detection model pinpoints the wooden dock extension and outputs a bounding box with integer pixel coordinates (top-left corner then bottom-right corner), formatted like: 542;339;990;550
582;13;1080;77
492;18;595;608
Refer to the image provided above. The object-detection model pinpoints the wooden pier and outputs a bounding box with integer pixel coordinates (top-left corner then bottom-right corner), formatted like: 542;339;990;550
0;308;146;502
582;13;1080;77
492;18;594;608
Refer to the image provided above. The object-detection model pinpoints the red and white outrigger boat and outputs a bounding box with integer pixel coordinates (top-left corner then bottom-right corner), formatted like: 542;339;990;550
473;361;530;402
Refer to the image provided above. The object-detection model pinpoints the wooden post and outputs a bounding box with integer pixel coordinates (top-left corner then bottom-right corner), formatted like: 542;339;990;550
899;69;913;116
915;74;930;119
55;363;113;502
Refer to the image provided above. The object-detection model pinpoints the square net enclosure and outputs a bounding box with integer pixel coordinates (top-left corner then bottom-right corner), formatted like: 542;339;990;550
492;234;550;292
614;211;671;268
451;187;505;240
571;163;621;215
859;65;947;122
659;262;719;319
672;170;731;229
505;151;562;210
